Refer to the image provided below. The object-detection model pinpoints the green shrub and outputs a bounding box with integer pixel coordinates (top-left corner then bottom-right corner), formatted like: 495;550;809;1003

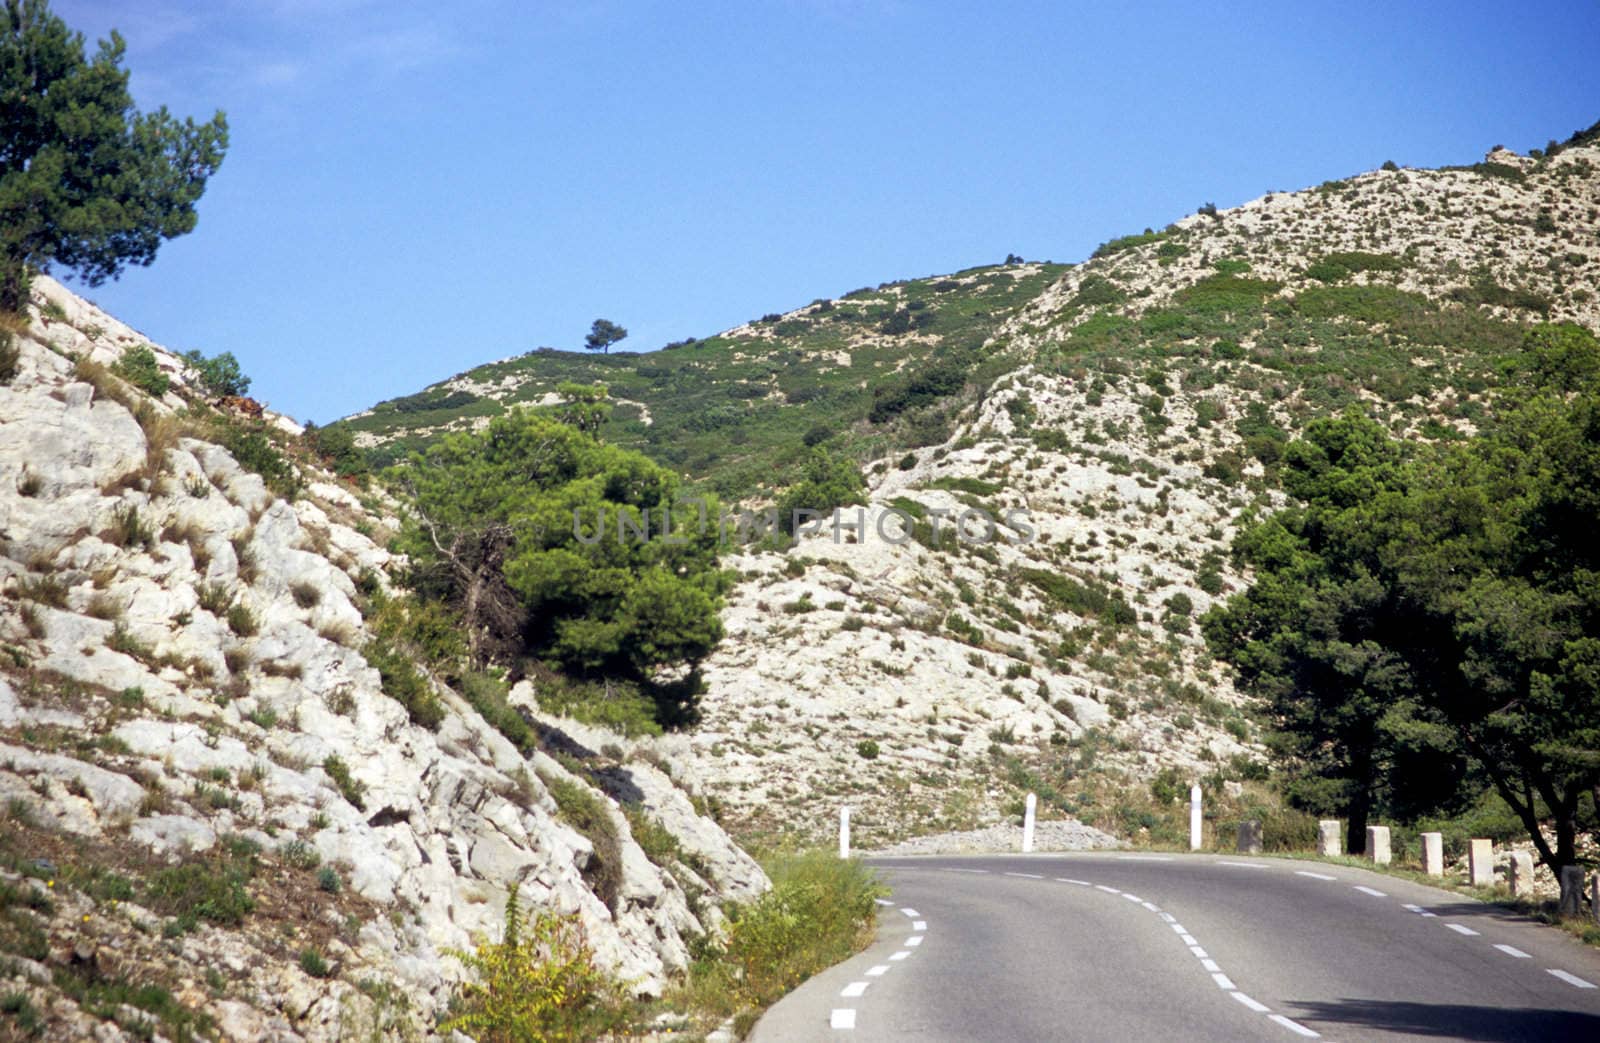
1304;251;1406;283
1091;229;1166;259
113;345;169;396
219;426;300;499
179;348;250;397
316;866;342;893
542;774;623;910
362;636;445;729
225;602;258;637
721;853;882;1007
856;739;880;759
444;884;632;1042
0;331;18;385
323;755;366;810
146;860;254;931
299;948;332;978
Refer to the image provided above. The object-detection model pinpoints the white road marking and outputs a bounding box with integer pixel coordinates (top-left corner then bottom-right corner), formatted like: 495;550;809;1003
1269;1013;1321;1037
1169;922;1188;935
1494;944;1531;959
1121;892;1143;903
900;907;920;917
1004;872;1044;879
1220;861;1269;869
1548;969;1597;989
1201;958;1221;973
1118;855;1174;861
1141;901;1161;911
874;898;893;906
912;920;926;931
1419;911;1438;917
947;868;988;874
1058;878;1094;886
1189;944;1209;958
1159;912;1177;923
889;951;910;962
1232;992;1271;1013
1353;886;1387;897
1295;871;1337;881
905;936;922;947
1445;923;1480;936
841;981;869;998
865;965;889;977
1095;884;1122;894
1211;971;1237;990
1180;933;1198;946
830;1009;856;1029
1401;903;1423;912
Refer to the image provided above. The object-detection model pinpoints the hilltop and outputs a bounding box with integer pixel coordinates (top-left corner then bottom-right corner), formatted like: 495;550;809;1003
350;131;1600;849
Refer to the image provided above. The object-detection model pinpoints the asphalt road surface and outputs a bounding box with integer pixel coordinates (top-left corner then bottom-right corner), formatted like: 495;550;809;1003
750;853;1600;1042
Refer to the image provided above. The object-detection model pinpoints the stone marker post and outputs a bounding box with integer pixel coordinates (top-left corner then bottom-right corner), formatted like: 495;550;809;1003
1589;872;1600;926
1317;820;1341;857
1468;839;1494;887
1189;785;1202;851
839;806;851;860
1237;820;1263;855
1560;866;1585;917
1022;792;1036;854
1508;851;1536;896
1366;825;1391;866
1420;832;1444;877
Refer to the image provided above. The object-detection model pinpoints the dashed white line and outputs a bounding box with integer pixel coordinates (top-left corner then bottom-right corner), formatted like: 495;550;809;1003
1118;855;1174;861
1231;992;1271;1013
1295;870;1337;881
1179;933;1199;946
1445;923;1480;936
1057;877;1094;886
865;965;889;977
900;907;920;917
840;981;869;998
1220;861;1269;869
1353;885;1387;897
1548;969;1597;989
905;936;922;947
1494;944;1531;959
1189;944;1209;959
830;1009;856;1029
1095;884;1122;894
1121;892;1144;904
1141;901;1161;911
1211;971;1237;990
1269;1013;1321;1037
1158;912;1178;923
947;868;988;874
1201;958;1222;973
1004;872;1044;880
1169;922;1189;935
874;898;893;906
889;951;910;962
911;920;926;931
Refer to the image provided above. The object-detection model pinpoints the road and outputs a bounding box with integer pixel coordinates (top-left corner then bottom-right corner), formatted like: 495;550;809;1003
750;853;1600;1042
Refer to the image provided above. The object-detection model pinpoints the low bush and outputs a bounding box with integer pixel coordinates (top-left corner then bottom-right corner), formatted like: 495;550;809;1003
362;635;446;729
542;774;622;911
113;345;169;396
444;884;633;1042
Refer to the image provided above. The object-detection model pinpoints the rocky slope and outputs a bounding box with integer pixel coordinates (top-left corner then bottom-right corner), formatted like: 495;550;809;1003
681;140;1600;846
0;279;765;1040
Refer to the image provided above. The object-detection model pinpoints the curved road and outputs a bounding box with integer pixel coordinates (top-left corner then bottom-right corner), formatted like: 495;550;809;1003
751;853;1600;1041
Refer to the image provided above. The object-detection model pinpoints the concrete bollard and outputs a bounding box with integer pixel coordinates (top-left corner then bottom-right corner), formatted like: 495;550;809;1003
1420;832;1444;877
1366;825;1391;866
839;806;851;860
1189;785;1202;851
1317;820;1341;857
1508;851;1536;897
1468;839;1494;887
1237;820;1263;855
1022;793;1036;854
1559;866;1585;917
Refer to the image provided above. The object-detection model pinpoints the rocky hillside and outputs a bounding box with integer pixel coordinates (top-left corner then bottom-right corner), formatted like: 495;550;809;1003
0;280;765;1040
680;137;1600;847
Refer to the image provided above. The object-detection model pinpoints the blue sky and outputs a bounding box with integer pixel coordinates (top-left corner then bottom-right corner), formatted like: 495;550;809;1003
47;0;1600;423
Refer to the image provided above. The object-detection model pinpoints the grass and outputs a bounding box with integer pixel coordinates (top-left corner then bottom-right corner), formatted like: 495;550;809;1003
541;772;623;911
362;635;445;729
322;755;366;810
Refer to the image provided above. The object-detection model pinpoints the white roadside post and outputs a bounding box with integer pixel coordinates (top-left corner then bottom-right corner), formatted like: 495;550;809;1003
839;806;851;860
1189;784;1202;851
1022;793;1037;853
